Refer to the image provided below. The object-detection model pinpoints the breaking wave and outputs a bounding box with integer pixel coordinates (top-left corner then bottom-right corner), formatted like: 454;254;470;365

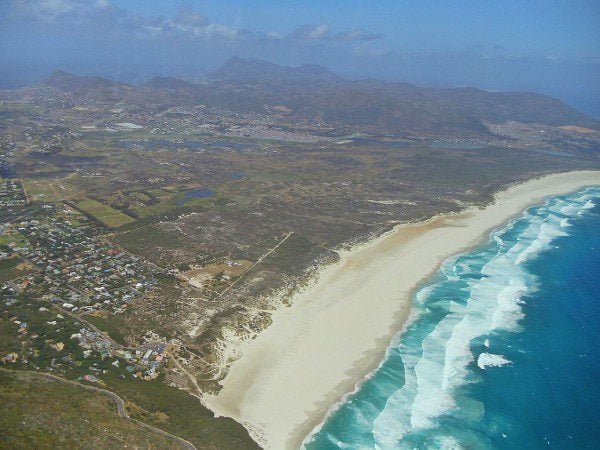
304;186;599;450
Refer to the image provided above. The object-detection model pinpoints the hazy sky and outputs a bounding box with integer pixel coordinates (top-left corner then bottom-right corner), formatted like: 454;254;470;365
1;0;599;116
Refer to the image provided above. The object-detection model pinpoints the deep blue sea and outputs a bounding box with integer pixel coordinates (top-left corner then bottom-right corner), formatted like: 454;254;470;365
304;186;600;449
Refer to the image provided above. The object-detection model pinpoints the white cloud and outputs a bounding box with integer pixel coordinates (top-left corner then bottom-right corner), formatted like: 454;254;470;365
176;2;208;28
266;31;283;40
334;28;382;41
287;24;382;42
307;24;329;39
352;43;390;58
6;1;382;47
14;0;76;21
288;24;331;40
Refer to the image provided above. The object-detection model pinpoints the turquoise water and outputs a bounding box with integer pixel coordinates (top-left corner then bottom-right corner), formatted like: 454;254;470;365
304;186;600;449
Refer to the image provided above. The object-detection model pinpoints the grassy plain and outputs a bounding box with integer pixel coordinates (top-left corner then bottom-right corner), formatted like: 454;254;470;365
74;199;136;227
0;256;33;283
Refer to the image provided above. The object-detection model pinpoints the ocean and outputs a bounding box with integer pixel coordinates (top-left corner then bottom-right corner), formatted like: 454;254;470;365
304;186;600;449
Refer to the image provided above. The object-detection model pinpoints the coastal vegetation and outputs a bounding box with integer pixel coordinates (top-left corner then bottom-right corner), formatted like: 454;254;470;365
0;370;183;449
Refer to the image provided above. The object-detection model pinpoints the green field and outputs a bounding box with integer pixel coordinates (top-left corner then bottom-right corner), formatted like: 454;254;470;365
132;198;179;218
0;233;27;247
0;256;33;283
130;187;220;219
74;199;136;228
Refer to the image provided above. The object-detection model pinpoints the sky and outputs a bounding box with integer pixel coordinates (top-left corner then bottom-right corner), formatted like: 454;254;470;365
1;0;599;116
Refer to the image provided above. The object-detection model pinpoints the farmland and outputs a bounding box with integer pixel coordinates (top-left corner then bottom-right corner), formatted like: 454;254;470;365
73;199;136;228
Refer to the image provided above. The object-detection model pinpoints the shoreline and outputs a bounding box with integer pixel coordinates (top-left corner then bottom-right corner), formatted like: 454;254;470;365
204;170;600;449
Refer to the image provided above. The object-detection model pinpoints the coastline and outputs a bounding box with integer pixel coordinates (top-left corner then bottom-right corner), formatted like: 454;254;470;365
204;170;600;449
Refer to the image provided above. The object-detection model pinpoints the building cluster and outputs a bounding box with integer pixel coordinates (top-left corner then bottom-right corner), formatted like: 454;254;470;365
28;125;74;155
0;85;77;108
6;213;157;314
73;328;169;380
0;179;26;209
0;300;170;382
0;149;17;178
114;342;169;380
0;172;30;226
1;278;170;382
5;91;339;146
486;120;600;151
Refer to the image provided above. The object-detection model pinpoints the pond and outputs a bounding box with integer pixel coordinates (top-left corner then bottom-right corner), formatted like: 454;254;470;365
431;142;488;150
175;187;216;205
118;140;205;150
185;188;216;198
230;171;246;180
525;147;574;157
118;139;258;153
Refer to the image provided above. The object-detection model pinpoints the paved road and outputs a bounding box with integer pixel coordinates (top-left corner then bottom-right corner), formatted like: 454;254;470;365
1;368;197;450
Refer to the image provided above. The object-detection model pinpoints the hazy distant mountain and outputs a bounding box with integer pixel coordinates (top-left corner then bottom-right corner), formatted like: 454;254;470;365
143;77;196;91
209;56;342;83
43;70;133;101
40;63;599;136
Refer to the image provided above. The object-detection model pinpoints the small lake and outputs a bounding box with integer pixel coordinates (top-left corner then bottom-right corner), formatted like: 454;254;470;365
118;140;205;150
0;162;17;178
118;139;258;153
176;188;216;205
210;140;257;152
185;188;216;198
230;171;246;180
525;147;574;158
351;137;414;148
431;142;488;150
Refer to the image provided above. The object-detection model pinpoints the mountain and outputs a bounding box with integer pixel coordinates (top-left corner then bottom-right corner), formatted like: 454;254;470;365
40;64;599;136
209;56;342;83
143;77;196;91
43;70;133;101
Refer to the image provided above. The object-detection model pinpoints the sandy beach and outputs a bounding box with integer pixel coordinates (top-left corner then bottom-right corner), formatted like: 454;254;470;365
204;170;600;449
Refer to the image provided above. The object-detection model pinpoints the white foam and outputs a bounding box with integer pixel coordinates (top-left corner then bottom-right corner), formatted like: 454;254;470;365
325;433;352;449
582;200;595;210
373;247;533;445
370;189;599;447
560;205;578;216
435;435;465;450
515;215;568;265
477;352;512;369
558;192;596;217
491;279;527;330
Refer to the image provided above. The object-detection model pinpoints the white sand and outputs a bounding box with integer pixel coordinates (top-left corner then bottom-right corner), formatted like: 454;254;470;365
205;171;600;449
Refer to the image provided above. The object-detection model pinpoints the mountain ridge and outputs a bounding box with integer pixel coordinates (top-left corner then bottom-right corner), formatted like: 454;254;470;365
208;56;342;83
40;61;599;136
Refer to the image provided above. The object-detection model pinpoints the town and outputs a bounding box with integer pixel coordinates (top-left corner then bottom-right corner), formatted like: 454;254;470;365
0;169;170;384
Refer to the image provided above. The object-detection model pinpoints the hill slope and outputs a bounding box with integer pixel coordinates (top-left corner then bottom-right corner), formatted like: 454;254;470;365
44;70;133;101
209;56;342;83
41;62;599;136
